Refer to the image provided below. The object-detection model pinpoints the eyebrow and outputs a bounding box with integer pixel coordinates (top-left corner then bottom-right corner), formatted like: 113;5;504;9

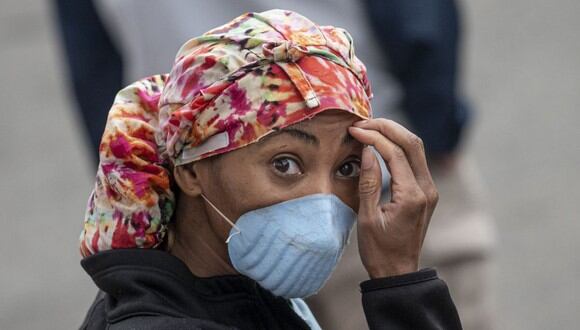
262;127;357;146
341;132;356;145
277;128;319;145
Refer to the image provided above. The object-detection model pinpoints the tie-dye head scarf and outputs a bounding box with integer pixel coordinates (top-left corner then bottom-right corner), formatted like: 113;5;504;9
80;9;373;257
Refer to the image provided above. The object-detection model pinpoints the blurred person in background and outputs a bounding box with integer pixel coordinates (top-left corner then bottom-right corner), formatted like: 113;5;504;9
363;1;497;330
63;8;462;329
55;1;496;329
54;0;123;164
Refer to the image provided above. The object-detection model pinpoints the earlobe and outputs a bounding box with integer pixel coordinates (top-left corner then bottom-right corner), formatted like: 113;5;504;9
174;164;203;197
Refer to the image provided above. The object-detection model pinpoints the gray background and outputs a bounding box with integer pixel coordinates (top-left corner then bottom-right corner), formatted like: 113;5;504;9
0;0;579;329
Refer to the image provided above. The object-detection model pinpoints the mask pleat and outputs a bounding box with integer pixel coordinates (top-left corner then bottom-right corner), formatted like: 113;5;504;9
226;194;357;298
281;249;320;297
234;226;280;271
268;248;309;295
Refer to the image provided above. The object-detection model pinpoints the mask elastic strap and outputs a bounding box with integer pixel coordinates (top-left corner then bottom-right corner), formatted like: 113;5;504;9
200;193;241;243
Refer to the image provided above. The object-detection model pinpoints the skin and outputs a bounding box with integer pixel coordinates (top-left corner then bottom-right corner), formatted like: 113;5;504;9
171;109;438;279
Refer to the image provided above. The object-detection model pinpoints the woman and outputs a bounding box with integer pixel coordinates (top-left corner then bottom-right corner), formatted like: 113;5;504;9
79;9;461;329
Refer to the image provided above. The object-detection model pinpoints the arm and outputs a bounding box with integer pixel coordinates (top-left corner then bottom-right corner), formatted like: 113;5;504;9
363;0;471;155
361;269;462;329
349;119;463;329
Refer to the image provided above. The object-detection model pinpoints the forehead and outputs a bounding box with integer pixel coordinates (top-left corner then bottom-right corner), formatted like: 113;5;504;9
286;109;360;131
213;109;363;163
251;109;362;148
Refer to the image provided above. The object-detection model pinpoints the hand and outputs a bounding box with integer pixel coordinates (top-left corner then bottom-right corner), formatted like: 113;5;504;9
348;119;439;278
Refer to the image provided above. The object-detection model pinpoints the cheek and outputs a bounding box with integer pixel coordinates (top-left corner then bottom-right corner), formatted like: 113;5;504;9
205;148;363;222
334;180;360;212
205;153;287;221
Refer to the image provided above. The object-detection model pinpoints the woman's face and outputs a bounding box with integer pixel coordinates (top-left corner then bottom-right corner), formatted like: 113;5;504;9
185;110;365;242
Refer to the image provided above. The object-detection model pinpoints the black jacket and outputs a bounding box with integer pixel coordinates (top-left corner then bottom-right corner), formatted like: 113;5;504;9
80;249;462;329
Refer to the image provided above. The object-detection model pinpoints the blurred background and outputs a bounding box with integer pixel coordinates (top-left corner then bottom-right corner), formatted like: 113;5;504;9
1;0;579;329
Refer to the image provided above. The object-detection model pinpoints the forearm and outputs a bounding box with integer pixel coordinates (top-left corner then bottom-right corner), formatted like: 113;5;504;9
361;268;462;330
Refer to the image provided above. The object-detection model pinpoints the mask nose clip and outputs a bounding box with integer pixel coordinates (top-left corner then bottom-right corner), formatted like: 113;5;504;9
201;193;241;243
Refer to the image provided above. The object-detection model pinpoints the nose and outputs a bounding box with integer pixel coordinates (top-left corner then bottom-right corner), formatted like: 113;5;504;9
304;172;334;196
298;166;359;212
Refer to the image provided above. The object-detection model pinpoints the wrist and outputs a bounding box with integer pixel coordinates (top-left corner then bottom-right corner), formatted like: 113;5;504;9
360;268;438;292
366;261;419;279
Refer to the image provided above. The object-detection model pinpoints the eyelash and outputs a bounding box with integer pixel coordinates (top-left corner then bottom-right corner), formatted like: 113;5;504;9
337;158;361;178
271;155;303;177
270;155;361;178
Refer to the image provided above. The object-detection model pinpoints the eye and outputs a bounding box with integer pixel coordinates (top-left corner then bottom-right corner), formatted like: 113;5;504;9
337;160;361;178
272;156;302;176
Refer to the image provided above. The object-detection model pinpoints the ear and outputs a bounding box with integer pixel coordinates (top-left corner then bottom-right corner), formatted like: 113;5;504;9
174;163;204;197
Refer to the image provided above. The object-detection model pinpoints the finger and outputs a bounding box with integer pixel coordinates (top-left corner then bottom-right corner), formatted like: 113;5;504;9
349;127;419;202
354;119;433;188
354;120;440;225
357;146;382;220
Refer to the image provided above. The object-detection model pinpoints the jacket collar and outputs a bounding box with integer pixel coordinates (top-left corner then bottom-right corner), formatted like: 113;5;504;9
81;248;286;323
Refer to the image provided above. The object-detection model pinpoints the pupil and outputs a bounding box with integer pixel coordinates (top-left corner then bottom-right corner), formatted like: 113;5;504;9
340;163;353;175
275;159;290;172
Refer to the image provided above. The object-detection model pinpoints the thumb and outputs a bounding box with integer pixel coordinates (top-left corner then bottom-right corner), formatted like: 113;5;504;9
358;146;382;219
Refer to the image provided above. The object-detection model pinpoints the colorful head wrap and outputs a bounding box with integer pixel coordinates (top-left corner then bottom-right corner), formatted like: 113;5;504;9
80;9;373;257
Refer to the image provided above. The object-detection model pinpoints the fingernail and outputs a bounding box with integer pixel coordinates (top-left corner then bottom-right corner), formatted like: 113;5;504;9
361;147;374;170
354;120;368;126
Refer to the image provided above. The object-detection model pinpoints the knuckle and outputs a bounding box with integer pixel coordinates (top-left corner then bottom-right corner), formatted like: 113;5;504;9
376;118;392;132
391;146;406;161
375;118;390;126
426;188;439;205
359;177;380;196
408;133;424;151
411;190;428;209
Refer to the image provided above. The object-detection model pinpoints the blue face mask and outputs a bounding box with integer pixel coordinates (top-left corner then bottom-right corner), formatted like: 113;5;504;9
201;193;357;298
